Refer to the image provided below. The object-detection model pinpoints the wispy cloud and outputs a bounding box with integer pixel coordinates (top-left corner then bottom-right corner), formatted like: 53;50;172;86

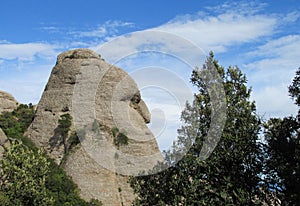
244;35;300;117
95;2;296;62
245;35;300;87
39;26;61;33
156;14;276;53
153;3;299;54
73;20;134;38
246;35;300;60
0;43;61;61
0;40;11;44
205;1;268;15
279;11;300;25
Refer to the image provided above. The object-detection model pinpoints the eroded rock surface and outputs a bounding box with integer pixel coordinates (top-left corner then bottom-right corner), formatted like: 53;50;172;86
0;128;10;159
0;91;18;114
26;48;163;205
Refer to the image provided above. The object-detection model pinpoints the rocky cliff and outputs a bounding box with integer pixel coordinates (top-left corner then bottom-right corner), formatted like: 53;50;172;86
0;91;16;157
0;91;18;114
25;49;163;205
0;128;9;159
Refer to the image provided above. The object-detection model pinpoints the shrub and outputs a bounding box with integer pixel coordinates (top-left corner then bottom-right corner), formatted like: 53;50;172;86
111;127;128;148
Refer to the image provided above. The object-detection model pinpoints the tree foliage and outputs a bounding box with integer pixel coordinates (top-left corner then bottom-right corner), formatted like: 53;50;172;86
263;67;300;205
130;52;265;205
0;104;36;150
0;140;54;206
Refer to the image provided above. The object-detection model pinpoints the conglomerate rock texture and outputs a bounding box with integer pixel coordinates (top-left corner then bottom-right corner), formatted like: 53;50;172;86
25;48;163;205
0;90;18;114
0;128;10;159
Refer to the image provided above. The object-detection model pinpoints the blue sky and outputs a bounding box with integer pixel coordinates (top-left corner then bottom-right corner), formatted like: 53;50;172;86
1;0;300;150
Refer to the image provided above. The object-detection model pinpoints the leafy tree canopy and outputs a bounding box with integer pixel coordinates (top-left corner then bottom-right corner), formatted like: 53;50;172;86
130;52;266;205
263;67;300;205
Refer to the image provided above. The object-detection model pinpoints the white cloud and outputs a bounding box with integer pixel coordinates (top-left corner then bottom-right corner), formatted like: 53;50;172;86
244;35;300;117
251;85;297;118
279;11;300;24
205;1;268;16
93;2;296;67
157;15;275;52
246;35;300;60
0;43;60;61
0;40;10;44
245;35;300;86
39;26;61;33
78;26;107;38
74;20;134;38
154;7;278;53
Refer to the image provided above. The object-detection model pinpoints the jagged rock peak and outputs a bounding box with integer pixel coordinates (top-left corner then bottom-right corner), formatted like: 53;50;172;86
0;90;19;114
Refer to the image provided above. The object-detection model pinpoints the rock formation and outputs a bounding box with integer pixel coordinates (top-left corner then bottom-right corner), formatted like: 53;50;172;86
0;90;18;114
0;128;10;159
0;91;16;157
26;49;163;205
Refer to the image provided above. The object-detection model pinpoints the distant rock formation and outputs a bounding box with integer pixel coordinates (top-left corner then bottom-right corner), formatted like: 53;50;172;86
26;49;163;205
0;90;18;114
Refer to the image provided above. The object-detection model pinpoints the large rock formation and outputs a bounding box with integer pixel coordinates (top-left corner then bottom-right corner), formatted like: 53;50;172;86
0;90;18;114
26;49;163;205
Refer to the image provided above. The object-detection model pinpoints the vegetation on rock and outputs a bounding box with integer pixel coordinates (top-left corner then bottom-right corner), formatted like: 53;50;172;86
0;105;102;205
0;104;36;150
112;126;129;148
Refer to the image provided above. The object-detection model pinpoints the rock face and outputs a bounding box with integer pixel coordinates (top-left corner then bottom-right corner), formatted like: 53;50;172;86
0;128;10;159
26;49;162;205
0;91;18;114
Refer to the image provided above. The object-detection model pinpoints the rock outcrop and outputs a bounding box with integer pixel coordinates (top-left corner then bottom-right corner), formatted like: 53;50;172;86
0;128;10;159
0;91;16;158
26;49;163;205
0;91;18;114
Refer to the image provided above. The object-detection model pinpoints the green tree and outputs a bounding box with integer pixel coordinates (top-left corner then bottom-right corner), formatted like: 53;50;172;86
0;140;54;206
130;52;265;205
0;104;36;150
264;67;300;205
